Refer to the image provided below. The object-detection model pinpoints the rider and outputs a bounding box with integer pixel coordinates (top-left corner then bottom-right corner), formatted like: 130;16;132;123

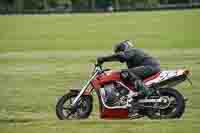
97;40;160;97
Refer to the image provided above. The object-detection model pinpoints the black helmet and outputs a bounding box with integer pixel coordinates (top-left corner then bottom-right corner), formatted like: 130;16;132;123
114;40;134;53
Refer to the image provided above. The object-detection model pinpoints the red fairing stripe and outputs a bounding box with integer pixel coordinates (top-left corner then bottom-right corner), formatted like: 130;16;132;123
143;72;161;82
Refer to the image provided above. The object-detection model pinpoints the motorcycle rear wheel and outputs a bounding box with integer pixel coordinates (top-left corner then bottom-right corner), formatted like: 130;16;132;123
56;92;93;120
147;88;185;119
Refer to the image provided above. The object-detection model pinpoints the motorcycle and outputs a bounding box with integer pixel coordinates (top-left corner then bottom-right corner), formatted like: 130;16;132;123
56;63;191;120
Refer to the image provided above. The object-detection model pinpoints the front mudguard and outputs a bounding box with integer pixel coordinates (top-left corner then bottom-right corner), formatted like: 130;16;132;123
69;89;81;95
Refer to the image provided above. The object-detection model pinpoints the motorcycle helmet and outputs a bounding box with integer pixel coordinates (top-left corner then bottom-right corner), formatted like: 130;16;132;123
114;40;134;53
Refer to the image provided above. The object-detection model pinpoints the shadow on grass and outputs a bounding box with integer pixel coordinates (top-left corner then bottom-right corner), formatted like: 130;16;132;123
0;118;37;124
56;119;167;126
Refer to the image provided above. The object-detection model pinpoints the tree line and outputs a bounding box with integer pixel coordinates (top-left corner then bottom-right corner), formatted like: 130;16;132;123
0;0;199;13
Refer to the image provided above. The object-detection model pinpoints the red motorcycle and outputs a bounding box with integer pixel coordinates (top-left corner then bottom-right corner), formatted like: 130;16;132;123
56;63;191;120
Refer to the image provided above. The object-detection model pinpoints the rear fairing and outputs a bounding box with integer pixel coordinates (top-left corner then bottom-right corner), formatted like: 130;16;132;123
144;69;190;88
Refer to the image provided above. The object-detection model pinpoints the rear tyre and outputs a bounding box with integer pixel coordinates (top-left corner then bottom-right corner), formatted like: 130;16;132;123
147;88;185;119
56;92;93;120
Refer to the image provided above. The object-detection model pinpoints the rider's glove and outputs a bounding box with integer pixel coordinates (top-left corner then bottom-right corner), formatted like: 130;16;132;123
97;57;104;65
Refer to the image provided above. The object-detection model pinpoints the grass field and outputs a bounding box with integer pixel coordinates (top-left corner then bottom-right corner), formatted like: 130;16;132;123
0;9;200;133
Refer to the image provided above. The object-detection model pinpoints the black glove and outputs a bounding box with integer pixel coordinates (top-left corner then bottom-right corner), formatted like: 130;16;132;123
97;57;104;65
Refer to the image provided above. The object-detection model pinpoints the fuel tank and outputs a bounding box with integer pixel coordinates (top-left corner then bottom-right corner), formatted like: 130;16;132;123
91;70;121;89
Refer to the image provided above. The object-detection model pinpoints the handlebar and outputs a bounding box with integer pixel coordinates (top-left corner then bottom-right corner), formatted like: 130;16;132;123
94;63;111;74
95;63;102;68
94;63;102;72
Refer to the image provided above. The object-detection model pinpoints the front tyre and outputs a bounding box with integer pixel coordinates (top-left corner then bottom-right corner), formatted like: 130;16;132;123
147;88;185;119
56;92;93;120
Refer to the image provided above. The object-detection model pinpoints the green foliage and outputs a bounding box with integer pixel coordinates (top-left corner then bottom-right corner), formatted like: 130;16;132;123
2;0;195;11
47;0;71;8
134;0;160;7
168;0;190;4
23;0;43;9
1;0;13;4
48;0;71;5
147;0;160;7
71;0;89;9
117;0;131;7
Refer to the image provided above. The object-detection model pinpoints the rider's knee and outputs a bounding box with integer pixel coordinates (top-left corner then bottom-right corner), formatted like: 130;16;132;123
120;69;129;80
121;69;140;81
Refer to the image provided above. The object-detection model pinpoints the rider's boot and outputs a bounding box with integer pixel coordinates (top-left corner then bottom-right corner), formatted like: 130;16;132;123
134;80;153;98
121;69;152;98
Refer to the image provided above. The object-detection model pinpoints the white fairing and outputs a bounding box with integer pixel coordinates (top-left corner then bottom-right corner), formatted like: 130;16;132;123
144;70;185;86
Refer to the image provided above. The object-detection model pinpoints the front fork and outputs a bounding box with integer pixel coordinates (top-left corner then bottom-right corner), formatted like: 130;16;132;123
71;71;98;107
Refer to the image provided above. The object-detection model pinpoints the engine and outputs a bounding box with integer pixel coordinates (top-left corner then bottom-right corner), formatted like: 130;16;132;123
102;82;129;106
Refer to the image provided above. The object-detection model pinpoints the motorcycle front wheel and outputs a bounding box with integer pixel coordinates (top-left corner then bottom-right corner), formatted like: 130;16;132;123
147;88;185;119
56;92;93;120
